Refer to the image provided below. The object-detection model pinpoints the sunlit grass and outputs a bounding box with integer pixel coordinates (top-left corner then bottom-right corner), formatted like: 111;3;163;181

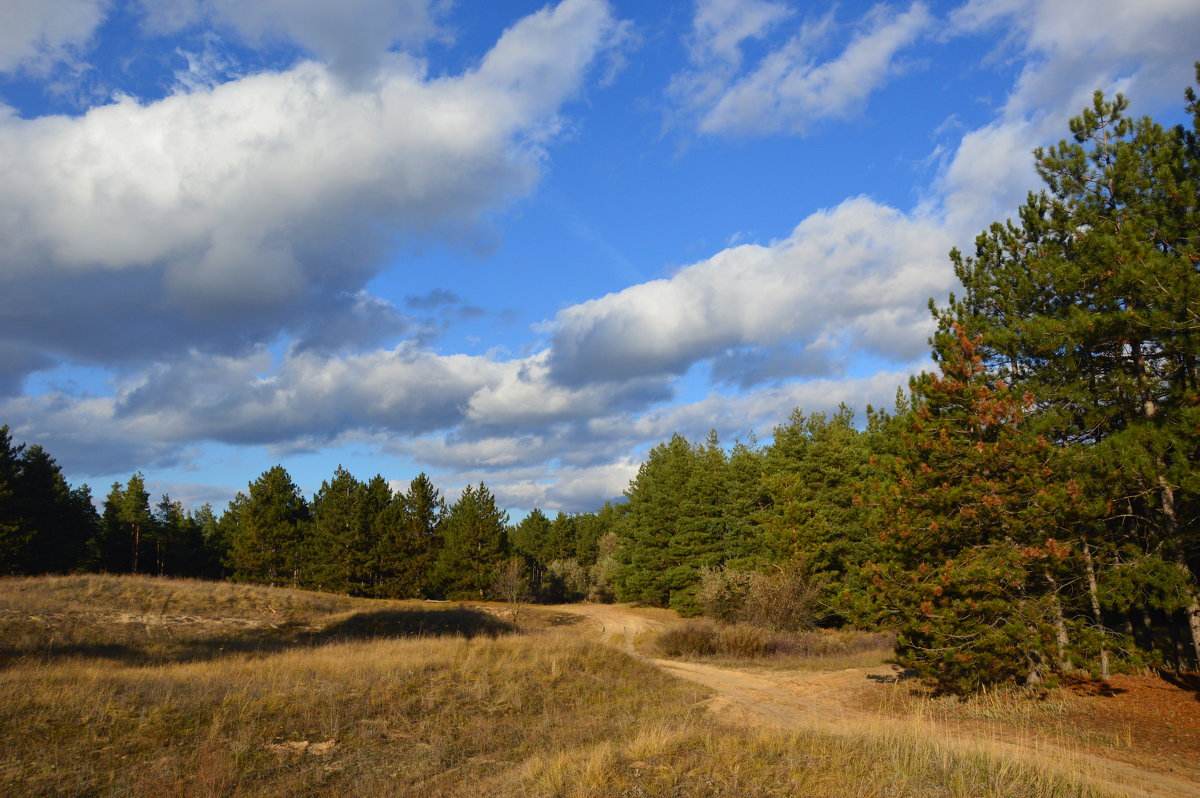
1;575;1119;797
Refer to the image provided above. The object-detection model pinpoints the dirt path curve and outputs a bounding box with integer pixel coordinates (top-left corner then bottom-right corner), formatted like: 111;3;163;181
553;603;1200;798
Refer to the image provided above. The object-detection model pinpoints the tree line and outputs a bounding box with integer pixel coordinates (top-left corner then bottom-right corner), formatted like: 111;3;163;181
2;67;1198;692
0;443;623;603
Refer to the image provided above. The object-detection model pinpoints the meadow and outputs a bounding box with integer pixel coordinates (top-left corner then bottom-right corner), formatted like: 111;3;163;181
0;574;1159;796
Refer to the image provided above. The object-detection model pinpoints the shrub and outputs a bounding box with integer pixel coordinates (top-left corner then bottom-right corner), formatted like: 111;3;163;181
655;619;895;664
715;623;781;657
742;564;822;632
655;619;719;657
697;563;822;631
697;566;751;623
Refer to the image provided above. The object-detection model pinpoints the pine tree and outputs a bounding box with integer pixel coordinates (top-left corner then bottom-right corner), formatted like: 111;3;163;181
873;326;1084;692
939;67;1200;665
547;512;577;563
758;405;877;621
191;503;227;579
307;466;369;593
358;474;394;595
510;508;552;563
228;466;310;587
0;426;21;573
723;436;768;566
435;483;508;600
98;474;152;574
616;433;699;608
373;473;444;598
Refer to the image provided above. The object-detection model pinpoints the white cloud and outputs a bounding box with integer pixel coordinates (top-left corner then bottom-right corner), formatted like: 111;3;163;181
489;458;641;513
548;196;951;387
138;0;448;79
0;0;109;74
0;0;622;387
673;1;932;135
1;393;186;476
690;0;793;64
953;0;1200;118
38;337;664;451
937;0;1200;239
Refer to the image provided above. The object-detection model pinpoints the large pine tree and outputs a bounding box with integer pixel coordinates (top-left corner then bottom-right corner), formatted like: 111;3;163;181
435;483;508;600
757;406;878;620
939;67;1200;665
307;466;371;594
874;326;1082;692
372;472;444;598
227;466;311;587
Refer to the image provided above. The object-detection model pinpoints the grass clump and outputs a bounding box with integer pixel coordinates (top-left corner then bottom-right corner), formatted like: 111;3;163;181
656;618;894;669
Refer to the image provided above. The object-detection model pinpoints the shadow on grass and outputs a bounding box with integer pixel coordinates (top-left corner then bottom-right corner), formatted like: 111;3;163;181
1063;675;1127;697
1157;669;1200;700
0;606;518;668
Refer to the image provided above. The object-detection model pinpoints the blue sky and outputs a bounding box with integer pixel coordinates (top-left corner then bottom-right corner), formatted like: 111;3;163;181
1;0;1198;514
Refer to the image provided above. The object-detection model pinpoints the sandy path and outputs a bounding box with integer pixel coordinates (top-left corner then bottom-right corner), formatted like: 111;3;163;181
554;603;1200;798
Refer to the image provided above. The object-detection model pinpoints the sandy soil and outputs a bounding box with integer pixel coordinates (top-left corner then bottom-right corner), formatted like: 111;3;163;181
554;603;1200;798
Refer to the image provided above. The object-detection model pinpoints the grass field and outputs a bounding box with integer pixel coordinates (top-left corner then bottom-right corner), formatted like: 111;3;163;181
0;575;1121;796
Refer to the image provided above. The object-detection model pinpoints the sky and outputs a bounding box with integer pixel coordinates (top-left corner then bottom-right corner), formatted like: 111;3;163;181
1;0;1198;516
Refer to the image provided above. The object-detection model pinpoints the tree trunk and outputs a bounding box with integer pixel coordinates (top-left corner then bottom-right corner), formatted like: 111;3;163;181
1140;607;1155;653
1158;470;1200;667
1082;542;1110;679
1044;568;1075;672
1185;596;1200;671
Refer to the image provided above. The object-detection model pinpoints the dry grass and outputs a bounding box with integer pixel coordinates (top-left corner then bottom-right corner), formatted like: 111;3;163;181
0;576;1117;797
0;575;586;667
0;577;703;797
506;719;1114;797
864;678;1137;753
654;618;895;670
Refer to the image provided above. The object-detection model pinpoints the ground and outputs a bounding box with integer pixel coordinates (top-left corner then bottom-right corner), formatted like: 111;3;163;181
556;603;1200;798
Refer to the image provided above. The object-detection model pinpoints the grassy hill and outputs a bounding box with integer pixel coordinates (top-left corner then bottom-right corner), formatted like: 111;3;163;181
0;575;1116;796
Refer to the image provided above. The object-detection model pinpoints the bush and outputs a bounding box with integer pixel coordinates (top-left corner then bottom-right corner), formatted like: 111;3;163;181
655;619;719;657
544;559;588;602
655;618;895;662
742;565;822;632
697;563;822;631
697;566;751;623
715;623;781;657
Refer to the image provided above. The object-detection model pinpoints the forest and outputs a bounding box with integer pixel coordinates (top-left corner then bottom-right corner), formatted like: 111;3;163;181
2;71;1199;694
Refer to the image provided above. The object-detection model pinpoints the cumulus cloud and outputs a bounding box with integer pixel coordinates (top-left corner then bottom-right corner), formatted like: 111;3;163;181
672;1;932;135
488;458;642;513
952;0;1200;115
137;0;448;79
385;365;921;511
0;0;622;387
1;393;189;477
0;0;109;74
548;197;951;387
938;0;1200;237
13;339;664;456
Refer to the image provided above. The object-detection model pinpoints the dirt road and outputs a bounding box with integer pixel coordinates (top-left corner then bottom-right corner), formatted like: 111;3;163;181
554;603;1200;798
